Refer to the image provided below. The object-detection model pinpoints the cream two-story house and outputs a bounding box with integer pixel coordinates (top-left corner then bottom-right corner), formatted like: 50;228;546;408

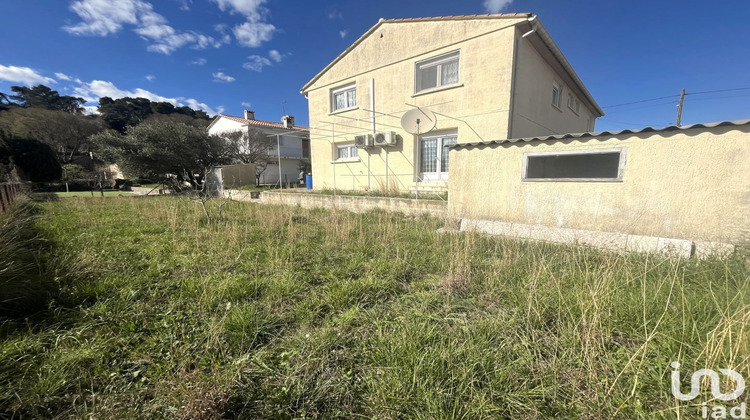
301;13;604;192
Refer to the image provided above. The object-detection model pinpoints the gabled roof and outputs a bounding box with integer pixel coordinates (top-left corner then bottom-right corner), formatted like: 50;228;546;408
207;114;309;131
300;13;602;117
300;13;532;94
451;119;750;149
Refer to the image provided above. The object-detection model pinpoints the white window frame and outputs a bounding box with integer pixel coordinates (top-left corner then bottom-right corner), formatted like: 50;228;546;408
330;83;356;113
567;93;580;114
418;131;457;182
522;148;626;182
552;82;562;109
414;51;460;94
335;143;359;162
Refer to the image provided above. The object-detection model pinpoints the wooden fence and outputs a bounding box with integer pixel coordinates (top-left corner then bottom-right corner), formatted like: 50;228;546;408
0;183;24;212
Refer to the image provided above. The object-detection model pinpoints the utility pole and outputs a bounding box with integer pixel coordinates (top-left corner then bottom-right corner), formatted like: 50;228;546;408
276;134;282;189
675;88;686;126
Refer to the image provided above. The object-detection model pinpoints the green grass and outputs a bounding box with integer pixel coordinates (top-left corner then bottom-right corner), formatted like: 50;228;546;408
0;197;747;418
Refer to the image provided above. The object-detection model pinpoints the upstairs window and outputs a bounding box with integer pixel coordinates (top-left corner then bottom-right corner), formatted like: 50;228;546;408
331;83;356;112
415;51;460;93
523;149;625;181
567;93;580;114
552;82;562;109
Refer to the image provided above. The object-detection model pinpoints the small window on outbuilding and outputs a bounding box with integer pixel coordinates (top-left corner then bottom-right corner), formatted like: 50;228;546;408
523;149;625;181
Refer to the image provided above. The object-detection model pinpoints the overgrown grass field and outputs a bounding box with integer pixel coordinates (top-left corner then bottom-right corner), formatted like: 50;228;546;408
0;197;748;418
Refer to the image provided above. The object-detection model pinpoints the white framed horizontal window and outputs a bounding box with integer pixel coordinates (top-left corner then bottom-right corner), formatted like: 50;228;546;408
415;51;460;94
522;148;625;182
331;83;356;113
335;143;359;161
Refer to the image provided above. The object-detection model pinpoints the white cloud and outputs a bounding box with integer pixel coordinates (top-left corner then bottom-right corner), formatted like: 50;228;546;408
328;10;342;20
339;30;348;39
207;0;275;48
184;98;224;115
146;74;156;81
176;0;191;11
64;0;223;54
241;101;252;108
63;0;141;36
233;21;275;47
73;79;223;115
212;72;235;83
210;0;266;20
483;0;513;14
268;49;284;63
55;72;73;81
190;58;207;66
0;65;56;86
82;105;99;115
242;55;271;72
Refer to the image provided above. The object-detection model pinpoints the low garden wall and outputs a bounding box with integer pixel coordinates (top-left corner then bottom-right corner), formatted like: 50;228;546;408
258;191;448;218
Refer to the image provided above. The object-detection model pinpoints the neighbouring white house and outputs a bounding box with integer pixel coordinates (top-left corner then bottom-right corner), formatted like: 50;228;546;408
207;110;310;186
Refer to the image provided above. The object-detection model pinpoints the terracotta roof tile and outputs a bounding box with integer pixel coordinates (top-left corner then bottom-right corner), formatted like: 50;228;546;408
212;114;309;131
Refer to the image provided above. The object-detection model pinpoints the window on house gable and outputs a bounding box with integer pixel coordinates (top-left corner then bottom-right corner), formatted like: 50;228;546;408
552;82;562;109
415;51;460;93
567;93;580;114
523;149;625;181
331;83;356;112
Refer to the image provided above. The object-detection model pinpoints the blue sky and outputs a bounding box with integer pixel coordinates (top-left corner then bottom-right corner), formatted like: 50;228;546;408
1;0;749;132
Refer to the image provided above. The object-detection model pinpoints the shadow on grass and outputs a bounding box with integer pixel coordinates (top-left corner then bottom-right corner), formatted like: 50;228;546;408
0;203;85;335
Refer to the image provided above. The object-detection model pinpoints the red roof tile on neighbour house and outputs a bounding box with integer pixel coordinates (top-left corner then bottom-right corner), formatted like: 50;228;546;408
209;114;309;131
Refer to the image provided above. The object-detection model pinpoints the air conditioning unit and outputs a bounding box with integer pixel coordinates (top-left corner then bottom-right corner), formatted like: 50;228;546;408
374;131;397;147
354;134;373;148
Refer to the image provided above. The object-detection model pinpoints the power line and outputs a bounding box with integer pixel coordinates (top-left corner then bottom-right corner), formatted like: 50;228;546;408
602;86;750;109
602;94;681;109
687;87;750;96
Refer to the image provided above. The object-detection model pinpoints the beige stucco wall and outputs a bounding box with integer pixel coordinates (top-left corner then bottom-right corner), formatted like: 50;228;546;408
509;32;596;137
448;126;750;244
305;17;524;192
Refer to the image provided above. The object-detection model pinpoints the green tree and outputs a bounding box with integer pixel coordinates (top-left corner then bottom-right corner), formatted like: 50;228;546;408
0;108;104;163
92;121;229;182
98;97;154;133
8;85;85;113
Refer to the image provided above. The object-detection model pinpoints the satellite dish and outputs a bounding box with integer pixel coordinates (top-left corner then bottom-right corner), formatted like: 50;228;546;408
400;108;437;134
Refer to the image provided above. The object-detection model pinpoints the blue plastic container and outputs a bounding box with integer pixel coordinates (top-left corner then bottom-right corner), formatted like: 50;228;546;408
305;175;313;189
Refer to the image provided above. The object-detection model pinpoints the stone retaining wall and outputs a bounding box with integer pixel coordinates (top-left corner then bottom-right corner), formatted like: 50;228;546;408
259;191;448;218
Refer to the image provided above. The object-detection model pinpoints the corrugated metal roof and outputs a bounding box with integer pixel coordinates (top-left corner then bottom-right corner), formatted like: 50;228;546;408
208;114;309;131
451;119;750;149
